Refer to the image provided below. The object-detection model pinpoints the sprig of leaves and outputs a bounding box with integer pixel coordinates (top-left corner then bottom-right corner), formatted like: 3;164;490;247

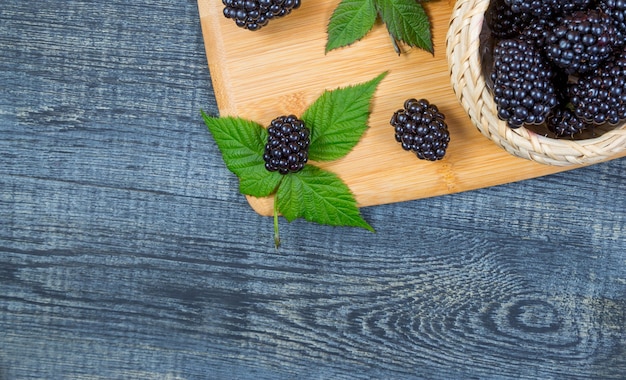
203;72;387;247
326;0;433;54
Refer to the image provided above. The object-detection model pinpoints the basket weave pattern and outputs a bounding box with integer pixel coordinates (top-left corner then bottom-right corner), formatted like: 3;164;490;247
446;0;626;166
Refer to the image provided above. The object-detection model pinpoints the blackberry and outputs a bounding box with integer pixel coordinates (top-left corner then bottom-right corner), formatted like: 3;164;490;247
519;17;557;49
547;106;591;137
222;0;301;31
558;0;594;16
568;47;626;125
490;38;558;129
504;0;558;19
485;0;532;39
263;115;310;174
504;0;593;19
599;0;626;35
390;99;450;161
544;9;623;75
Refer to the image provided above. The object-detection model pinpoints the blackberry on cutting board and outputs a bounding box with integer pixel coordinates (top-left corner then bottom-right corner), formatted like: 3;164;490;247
544;9;623;75
390;99;450;161
568;47;626;125
222;0;301;31
490;38;559;129
263;115;310;174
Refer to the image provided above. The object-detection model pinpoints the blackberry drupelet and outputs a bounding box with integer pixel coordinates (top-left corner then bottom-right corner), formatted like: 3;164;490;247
222;0;301;31
568;47;626;125
491;38;558;129
390;99;450;161
263;115;310;174
544;9;623;75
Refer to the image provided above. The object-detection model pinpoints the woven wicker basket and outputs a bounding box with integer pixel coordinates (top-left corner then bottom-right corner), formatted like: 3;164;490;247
446;0;626;166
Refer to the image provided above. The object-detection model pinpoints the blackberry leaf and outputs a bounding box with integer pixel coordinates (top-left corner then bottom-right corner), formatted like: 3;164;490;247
276;165;374;231
326;0;378;53
376;0;433;54
202;113;282;197
303;72;387;161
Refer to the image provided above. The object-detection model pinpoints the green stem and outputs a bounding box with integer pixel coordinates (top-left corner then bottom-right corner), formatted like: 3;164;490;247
273;194;280;249
389;32;401;56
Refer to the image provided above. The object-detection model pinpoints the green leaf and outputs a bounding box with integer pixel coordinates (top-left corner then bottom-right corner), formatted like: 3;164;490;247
326;0;378;53
276;165;374;232
302;72;387;162
376;0;433;53
202;112;282;197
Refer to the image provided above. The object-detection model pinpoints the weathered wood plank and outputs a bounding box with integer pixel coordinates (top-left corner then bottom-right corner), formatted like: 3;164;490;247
1;0;625;379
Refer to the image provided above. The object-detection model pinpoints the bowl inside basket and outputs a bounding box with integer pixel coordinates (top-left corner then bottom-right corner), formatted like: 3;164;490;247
478;5;624;141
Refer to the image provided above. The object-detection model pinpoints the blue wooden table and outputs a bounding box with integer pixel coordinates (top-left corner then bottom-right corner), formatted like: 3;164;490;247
1;1;625;379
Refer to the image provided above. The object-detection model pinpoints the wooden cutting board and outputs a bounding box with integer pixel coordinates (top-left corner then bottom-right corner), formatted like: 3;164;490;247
197;0;620;216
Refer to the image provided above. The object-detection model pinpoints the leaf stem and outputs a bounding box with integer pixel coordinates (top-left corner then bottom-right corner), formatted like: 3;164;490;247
389;32;401;56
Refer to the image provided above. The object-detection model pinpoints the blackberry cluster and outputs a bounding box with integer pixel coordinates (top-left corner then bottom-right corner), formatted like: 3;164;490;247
569;46;626;125
546;107;591;137
222;0;301;31
544;10;622;75
390;99;450;161
504;0;593;19
485;0;531;38
519;17;556;49
599;0;626;35
504;0;559;19
485;1;626;137
491;38;558;128
263;115;310;174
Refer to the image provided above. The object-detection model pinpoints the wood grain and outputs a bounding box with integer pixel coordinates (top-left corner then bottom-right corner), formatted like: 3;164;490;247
197;0;625;216
1;0;625;379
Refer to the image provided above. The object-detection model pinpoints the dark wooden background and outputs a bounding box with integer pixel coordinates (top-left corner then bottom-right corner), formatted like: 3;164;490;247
1;1;625;379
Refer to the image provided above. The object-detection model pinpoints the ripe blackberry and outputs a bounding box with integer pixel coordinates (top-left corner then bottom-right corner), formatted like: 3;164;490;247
504;0;558;19
390;99;450;161
519;17;557;49
544;9;623;75
485;0;532;39
547;106;591;137
598;0;626;35
568;47;626;125
504;0;593;19
222;0;301;31
558;0;594;16
490;38;558;129
263;115;310;174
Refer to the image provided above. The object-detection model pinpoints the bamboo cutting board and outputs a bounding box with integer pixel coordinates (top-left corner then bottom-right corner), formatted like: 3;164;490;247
197;0;614;216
